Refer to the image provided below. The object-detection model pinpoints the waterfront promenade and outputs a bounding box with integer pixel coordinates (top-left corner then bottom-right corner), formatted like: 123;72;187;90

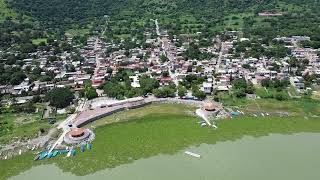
72;97;212;127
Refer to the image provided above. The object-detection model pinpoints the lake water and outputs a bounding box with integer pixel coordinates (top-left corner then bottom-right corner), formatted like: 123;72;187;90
9;133;320;180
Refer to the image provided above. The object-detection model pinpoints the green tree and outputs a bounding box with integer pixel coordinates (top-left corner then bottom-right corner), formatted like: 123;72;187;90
160;54;169;63
10;72;26;85
103;82;125;99
45;88;74;108
139;75;159;94
178;85;187;98
192;85;206;100
80;80;98;100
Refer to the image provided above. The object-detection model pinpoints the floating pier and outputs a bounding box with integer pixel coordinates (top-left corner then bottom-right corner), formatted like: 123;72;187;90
185;151;201;158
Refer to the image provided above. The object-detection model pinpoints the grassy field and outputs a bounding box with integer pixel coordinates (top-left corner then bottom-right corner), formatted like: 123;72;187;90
86;103;196;128
224;12;254;30
287;85;300;97
230;98;320;116
254;86;269;98
65;28;90;37
31;38;47;45
311;90;320;100
0;106;67;144
0;112;49;144
1;103;320;180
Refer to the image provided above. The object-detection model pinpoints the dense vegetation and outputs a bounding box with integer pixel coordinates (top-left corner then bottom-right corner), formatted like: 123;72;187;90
45;88;74;108
0;0;318;56
2;0;319;42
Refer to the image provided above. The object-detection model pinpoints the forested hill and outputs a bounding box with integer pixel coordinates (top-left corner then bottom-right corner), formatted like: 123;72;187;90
1;0;320;45
7;0;243;25
3;0;299;27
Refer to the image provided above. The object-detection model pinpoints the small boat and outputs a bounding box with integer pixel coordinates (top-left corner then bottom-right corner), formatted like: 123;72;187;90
39;152;48;160
4;155;7;160
34;154;40;161
66;150;72;157
261;113;265;117
47;152;53;158
87;143;92;150
80;145;85;152
60;150;68;154
185;151;201;158
52;151;59;157
71;149;76;156
19;150;22;155
198;120;206;124
230;111;239;116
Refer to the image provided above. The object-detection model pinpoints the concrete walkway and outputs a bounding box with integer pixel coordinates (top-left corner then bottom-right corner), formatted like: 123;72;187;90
196;109;218;128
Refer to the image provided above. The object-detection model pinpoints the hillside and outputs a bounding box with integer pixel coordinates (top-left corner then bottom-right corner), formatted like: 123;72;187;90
0;0;16;21
0;0;319;47
4;0;319;34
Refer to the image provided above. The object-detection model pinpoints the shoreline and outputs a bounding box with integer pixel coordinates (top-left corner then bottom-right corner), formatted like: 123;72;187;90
1;105;320;180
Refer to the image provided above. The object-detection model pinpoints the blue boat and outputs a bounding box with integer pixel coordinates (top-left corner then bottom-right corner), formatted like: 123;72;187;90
52;151;59;157
47;152;53;158
60;150;69;154
230;112;239;116
80;145;85;152
39;152;48;160
87;143;92;150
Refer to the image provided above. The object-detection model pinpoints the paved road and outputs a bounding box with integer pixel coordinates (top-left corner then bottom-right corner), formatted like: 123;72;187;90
216;42;225;71
49;100;86;153
93;19;108;80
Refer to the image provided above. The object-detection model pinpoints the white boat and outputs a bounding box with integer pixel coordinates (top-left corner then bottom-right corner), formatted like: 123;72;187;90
4;155;7;160
261;113;265;117
185;151;201;158
66;149;72;157
19;150;22;155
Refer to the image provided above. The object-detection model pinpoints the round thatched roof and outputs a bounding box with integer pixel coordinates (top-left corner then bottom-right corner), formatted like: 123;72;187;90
69;128;85;138
204;102;217;111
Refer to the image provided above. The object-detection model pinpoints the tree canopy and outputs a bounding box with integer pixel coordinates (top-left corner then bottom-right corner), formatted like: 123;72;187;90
45;87;74;108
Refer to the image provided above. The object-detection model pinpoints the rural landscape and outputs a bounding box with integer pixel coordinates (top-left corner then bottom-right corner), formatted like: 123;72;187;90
1;0;320;180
